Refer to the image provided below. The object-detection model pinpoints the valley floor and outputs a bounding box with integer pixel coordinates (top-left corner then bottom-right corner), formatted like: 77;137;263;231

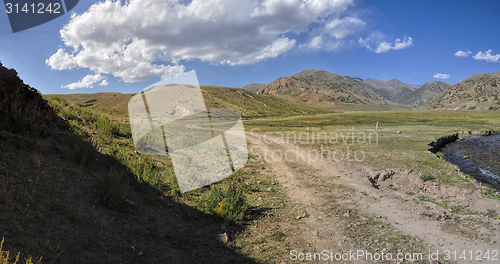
245;130;500;263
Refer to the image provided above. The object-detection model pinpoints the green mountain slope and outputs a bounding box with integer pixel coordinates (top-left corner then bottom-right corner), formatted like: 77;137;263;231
400;81;452;106
424;72;500;111
44;86;329;120
256;69;399;109
363;78;419;103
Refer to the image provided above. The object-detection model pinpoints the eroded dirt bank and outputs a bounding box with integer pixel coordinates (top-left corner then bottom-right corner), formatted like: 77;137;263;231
247;132;500;263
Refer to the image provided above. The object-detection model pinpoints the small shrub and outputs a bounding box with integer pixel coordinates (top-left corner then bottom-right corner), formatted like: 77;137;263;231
270;231;286;241
95;168;130;210
405;191;415;196
485;209;498;218
418;195;429;202
61;135;97;166
204;185;249;224
436;152;444;159
60;107;78;120
420;172;435;182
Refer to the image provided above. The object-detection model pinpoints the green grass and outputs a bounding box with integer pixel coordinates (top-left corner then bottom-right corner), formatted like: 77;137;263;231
420;172;436;182
203;184;250;224
246;110;500;190
95;168;130;210
47;96;252;224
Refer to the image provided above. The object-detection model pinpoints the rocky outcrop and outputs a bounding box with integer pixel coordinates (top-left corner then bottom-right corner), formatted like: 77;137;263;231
0;62;62;137
427;130;496;153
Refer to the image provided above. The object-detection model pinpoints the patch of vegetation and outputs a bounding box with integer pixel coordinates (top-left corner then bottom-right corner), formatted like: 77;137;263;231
95;168;130;210
61;134;97;167
483;187;500;200
436;152;444;159
420;172;436;182
270;231;286;241
203;184;250;224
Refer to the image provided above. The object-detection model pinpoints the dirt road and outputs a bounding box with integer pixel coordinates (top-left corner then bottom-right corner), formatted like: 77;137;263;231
247;132;500;263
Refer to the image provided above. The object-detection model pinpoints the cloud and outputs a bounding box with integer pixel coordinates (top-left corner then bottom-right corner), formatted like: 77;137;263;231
325;16;366;39
473;49;500;63
47;0;355;83
433;73;450;79
63;74;105;89
100;79;108;86
45;49;77;70
454;50;471;57
359;35;413;53
300;15;365;51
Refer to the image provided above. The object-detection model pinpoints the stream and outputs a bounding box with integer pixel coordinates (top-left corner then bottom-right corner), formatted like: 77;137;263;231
440;133;500;191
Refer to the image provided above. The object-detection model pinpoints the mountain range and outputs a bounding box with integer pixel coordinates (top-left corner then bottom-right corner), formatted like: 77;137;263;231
255;69;397;109
249;69;500;111
363;78;420;103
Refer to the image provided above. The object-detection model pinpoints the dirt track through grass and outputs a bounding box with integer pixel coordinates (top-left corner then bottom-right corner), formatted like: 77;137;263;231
246;129;500;263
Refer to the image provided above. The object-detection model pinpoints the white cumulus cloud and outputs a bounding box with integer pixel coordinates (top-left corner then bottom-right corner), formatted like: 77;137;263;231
433;73;450;79
454;50;471;57
100;79;108;86
63;74;105;90
45;49;77;70
359;36;413;53
47;0;355;83
473;49;500;63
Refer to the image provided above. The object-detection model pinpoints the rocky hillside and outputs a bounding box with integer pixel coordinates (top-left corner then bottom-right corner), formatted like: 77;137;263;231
0;62;62;137
400;81;452;106
363;78;420;103
256;69;397;108
424;72;500;110
241;83;266;92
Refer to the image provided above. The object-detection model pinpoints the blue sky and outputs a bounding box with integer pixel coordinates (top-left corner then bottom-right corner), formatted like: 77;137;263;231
1;0;499;95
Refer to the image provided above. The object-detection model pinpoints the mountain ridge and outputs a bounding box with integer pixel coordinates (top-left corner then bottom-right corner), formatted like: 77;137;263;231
256;69;399;109
400;81;452;106
363;78;421;103
424;72;500;110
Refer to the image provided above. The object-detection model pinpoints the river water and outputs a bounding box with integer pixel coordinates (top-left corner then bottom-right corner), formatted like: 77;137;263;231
440;133;500;191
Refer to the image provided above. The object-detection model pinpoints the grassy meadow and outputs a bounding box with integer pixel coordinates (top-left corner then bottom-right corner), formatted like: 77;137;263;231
23;90;499;263
246;111;500;188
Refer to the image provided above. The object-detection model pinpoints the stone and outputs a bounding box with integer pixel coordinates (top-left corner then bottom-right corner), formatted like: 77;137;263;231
218;233;229;243
458;200;469;207
31;155;40;168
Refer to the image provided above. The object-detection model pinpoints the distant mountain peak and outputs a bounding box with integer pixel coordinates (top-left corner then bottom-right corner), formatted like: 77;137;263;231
241;83;266;92
362;78;421;103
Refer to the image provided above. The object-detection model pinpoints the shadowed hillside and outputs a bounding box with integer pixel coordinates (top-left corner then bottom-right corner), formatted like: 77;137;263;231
0;63;289;263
